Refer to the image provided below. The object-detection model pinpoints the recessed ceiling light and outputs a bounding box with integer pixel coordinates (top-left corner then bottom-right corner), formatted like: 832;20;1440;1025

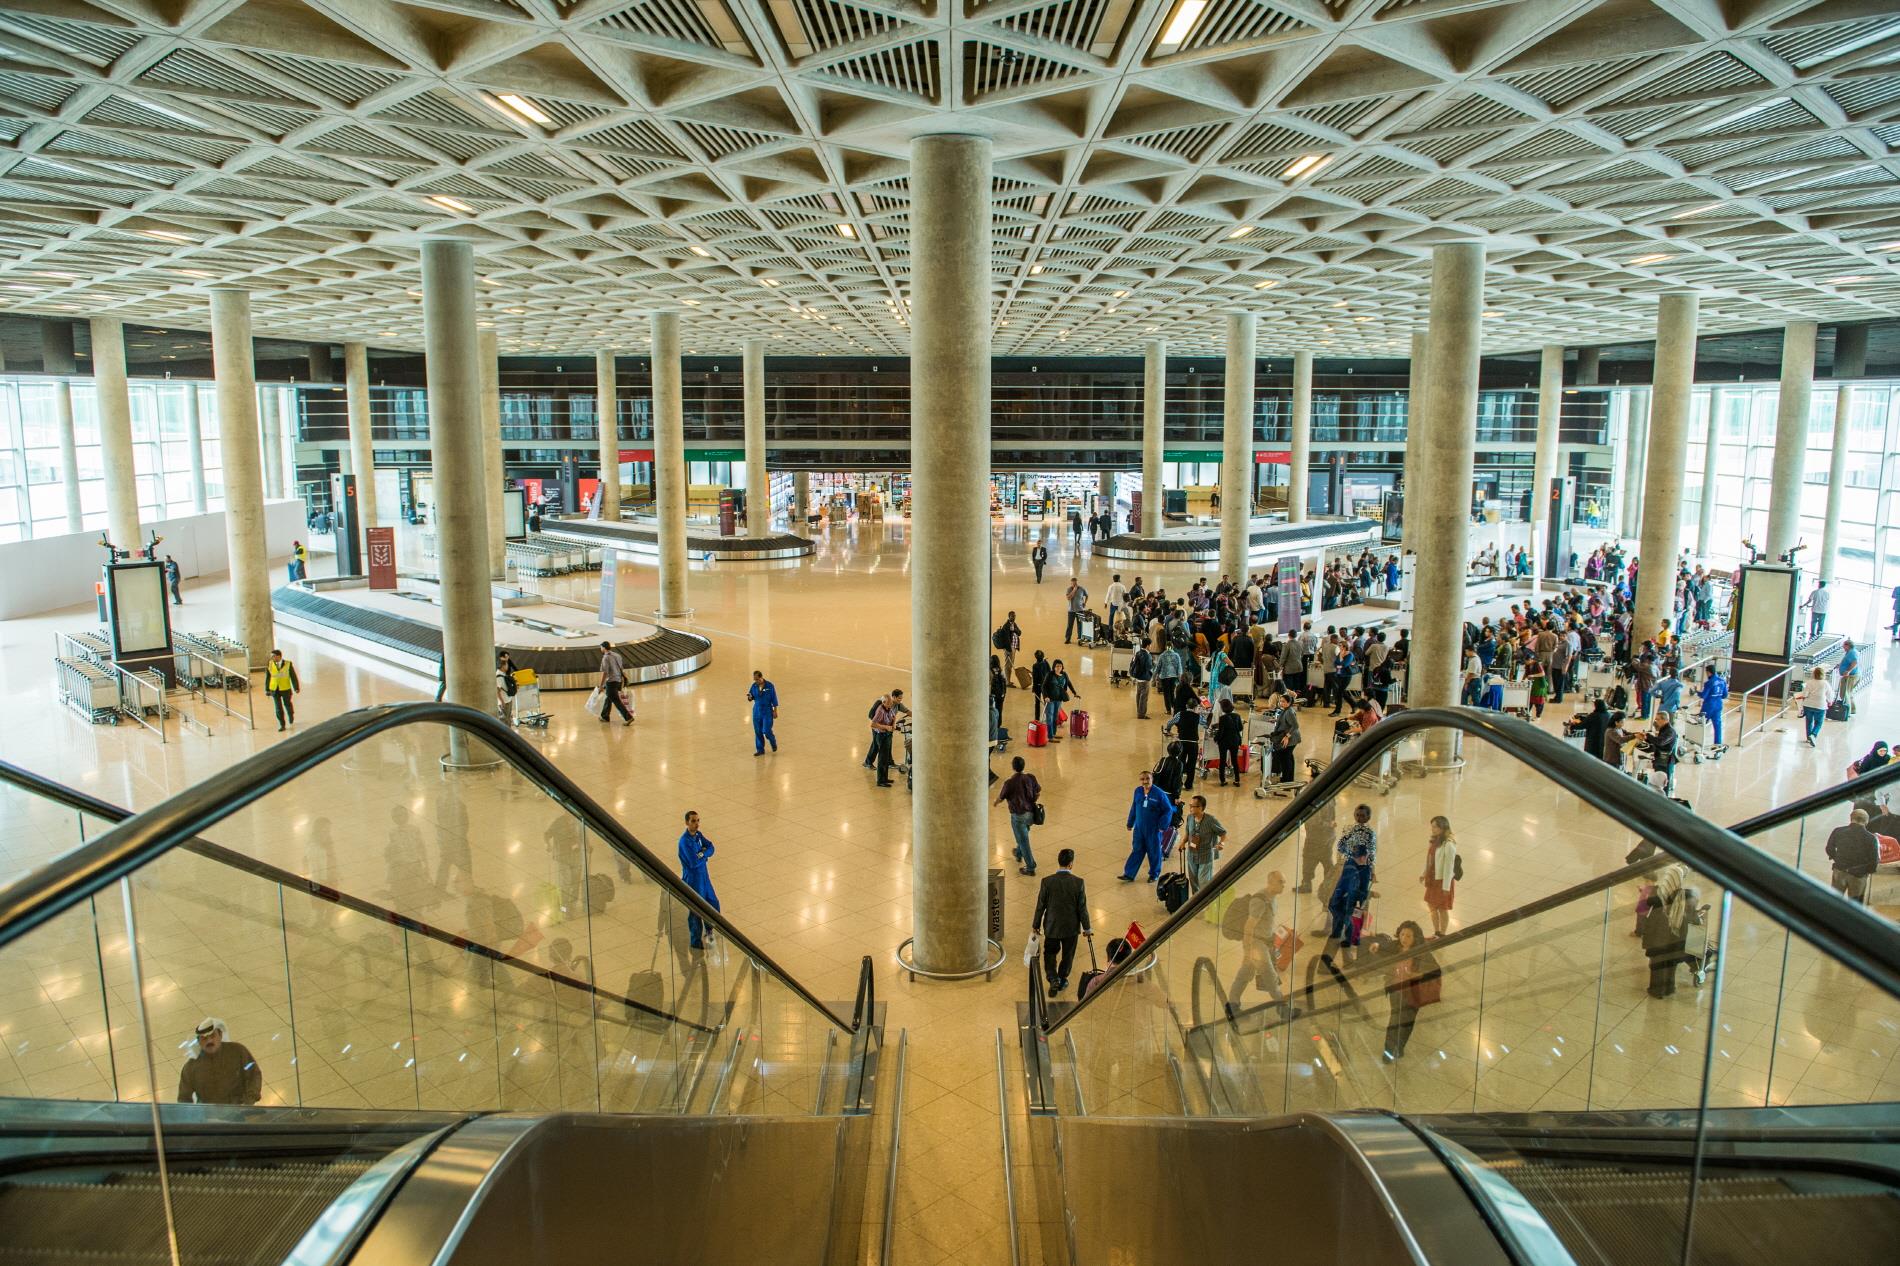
836;223;856;239
682;299;700;306
38;271;74;279
1029;264;1043;275
428;194;472;213
172;268;212;279
760;278;779;287
688;245;712;257
141;228;192;242
1830;275;1865;285
1282;154;1330;180
1483;310;1501;318
1159;0;1206;48
1628;252;1673;266
493;93;552;126
1671;203;1721;219
1112;290;1127;298
1253;279;1276;290
1228;225;1255;239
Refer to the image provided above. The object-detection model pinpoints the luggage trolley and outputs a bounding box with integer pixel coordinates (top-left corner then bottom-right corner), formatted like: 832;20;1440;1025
1682;901;1718;986
512;668;550;729
1074;613;1099;648
1109;642;1133;686
1332;718;1399;794
1680;712;1723;763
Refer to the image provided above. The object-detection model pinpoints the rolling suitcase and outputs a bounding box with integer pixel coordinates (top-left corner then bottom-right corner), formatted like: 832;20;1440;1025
1158;872;1189;913
1075;937;1104;998
1027;721;1048;747
1070;709;1090;738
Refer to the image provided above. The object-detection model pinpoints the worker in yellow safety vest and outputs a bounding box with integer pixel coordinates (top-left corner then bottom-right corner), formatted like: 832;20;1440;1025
265;649;301;732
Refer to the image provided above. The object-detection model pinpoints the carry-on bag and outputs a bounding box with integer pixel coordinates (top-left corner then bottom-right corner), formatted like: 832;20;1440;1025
1070;709;1090;738
1027;722;1048;747
1075;936;1105;997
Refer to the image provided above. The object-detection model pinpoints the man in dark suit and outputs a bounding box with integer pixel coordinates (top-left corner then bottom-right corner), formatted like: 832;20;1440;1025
1032;848;1092;994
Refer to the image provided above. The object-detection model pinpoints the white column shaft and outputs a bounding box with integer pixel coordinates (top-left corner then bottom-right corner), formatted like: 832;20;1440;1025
595;350;621;518
651;313;690;617
1764;321;1818;561
209;290;272;665
744;338;770;537
1220;314;1257;580
1635;295;1699;638
90;318;141;551
1141;339;1165;536
344;343;377;541
1288;348;1312;525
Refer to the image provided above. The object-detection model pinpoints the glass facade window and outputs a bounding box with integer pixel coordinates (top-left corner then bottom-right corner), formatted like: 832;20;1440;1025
1674;379;1900;587
0;376;222;541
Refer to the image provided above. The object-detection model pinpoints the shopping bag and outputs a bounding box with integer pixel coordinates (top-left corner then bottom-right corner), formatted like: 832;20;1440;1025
1272;928;1303;974
1023;932;1041;968
584;685;605;714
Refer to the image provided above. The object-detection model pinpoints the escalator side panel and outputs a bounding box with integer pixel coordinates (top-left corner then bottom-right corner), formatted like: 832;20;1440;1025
353;1113;874;1266
1042;1113;1513;1266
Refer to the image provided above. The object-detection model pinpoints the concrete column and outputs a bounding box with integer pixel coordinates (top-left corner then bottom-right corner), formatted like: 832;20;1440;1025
1620;392;1649;540
650;311;690;617
480;330;506;579
1409;242;1484;710
1764;321;1818;563
1530;345;1563;529
343;343;377;540
1696;387;1721;558
260;387;283;499
794;470;810;523
209;289;272;666
42;320;75;374
594;350;621;518
1220;314;1257;580
307;344;330;383
54;381;82;532
1635;294;1698;638
420;240;497;717
1287;348;1311;525
1098;469;1114;527
743;338;770;537
1140;339;1165;536
908;133;992;977
1821;324;1869;583
1402;330;1429;553
90;318;141;552
184;383;207;514
1576;347;1600;387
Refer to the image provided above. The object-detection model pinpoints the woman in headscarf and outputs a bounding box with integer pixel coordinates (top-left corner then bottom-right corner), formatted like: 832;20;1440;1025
1641;863;1690;998
1849;741;1891;778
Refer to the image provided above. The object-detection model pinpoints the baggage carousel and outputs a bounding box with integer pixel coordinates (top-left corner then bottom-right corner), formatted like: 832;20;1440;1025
537;516;814;560
1095;517;1379;565
271;578;710;689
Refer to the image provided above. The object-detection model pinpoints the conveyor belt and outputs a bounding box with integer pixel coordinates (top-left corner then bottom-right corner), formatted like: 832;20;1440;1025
270;586;710;686
542;518;813;557
1098;518;1379;558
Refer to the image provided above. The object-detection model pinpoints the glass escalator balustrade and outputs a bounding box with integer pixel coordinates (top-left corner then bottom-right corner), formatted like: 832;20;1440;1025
0;712;875;1265
1036;714;1900;1264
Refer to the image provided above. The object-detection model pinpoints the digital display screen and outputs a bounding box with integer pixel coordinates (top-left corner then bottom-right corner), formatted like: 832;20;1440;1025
1736;566;1796;659
107;563;170;657
504;487;527;540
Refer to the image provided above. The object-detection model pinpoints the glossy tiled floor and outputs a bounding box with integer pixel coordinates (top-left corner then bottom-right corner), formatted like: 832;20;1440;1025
1;516;1896;1265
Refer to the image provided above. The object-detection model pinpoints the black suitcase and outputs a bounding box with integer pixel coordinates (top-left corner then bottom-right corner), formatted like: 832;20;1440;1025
1826;699;1849;722
626;970;665;1030
1158;872;1189;913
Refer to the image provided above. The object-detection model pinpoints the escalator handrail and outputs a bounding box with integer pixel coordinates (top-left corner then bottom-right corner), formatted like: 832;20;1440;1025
0;759;715;1034
1044;706;1900;1033
1207;759;1900;1038
0;703;860;1035
1726;756;1900;836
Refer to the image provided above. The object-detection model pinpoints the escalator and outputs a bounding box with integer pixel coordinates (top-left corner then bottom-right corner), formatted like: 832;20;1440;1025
1024;708;1900;1265
0;705;893;1265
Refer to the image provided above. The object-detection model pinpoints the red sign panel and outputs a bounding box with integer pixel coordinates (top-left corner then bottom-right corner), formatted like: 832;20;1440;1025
618;449;655;462
1255;450;1291;464
366;527;397;591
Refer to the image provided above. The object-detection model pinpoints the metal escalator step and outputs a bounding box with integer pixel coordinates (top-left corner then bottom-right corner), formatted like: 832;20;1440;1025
0;1158;377;1266
1535;1188;1900;1266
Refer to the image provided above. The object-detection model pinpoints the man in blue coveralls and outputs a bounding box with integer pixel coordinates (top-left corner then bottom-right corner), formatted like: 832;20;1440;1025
678;810;719;950
1118;770;1174;884
747;669;780;755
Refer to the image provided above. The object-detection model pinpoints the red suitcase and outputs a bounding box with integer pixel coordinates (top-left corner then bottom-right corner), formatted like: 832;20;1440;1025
1070;709;1090;738
1027;722;1048;747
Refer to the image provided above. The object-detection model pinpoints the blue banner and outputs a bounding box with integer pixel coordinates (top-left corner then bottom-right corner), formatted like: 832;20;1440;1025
598;548;618;627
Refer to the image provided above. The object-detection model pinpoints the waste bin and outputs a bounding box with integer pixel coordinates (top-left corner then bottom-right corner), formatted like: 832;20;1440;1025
987;867;1004;945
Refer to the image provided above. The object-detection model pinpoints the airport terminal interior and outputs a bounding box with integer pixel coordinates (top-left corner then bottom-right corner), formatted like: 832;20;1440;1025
2;1;1900;1263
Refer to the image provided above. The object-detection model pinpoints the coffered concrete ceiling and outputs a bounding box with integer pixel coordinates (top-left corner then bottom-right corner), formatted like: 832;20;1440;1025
0;0;1895;357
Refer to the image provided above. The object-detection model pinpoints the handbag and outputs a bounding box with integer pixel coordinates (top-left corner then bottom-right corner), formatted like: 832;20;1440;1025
584;685;605;714
1272;928;1302;974
1031;803;1046;826
1404;971;1443;1009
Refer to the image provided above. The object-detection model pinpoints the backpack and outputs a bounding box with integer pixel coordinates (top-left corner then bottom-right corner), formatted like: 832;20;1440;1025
1452;854;1464;882
993;626;1009;650
1133;648;1153;678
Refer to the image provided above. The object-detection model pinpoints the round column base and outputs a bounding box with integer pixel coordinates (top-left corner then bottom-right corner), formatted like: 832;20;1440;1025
654;607;695;622
440;753;505;773
895;936;1006;982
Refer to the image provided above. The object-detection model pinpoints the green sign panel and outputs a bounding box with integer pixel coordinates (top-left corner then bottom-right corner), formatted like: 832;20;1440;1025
687;449;744;461
1163;449;1221;462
